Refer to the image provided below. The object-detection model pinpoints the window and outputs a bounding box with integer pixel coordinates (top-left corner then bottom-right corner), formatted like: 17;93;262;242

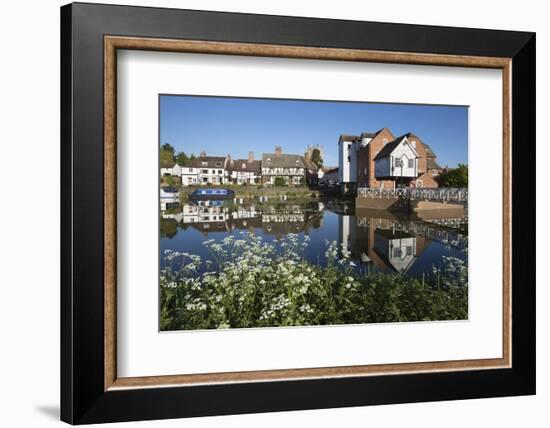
383;138;388;145
201;169;208;174
218;170;223;174
411;140;417;148
408;159;414;168
201;161;207;167
215;162;222;167
394;158;401;167
406;246;413;256
364;167;367;175
393;247;401;257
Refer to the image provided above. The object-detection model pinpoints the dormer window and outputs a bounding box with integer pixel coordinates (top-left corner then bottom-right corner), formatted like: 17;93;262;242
215;162;222;167
267;158;271;164
201;161;208;166
242;163;246;169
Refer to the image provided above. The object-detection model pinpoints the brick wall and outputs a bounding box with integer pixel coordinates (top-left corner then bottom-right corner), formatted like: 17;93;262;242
357;128;395;188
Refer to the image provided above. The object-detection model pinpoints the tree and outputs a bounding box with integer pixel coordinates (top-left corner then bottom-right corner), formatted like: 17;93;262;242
161;143;175;154
175;151;190;165
437;163;468;187
274;177;287;187
311;148;323;168
160;149;175;168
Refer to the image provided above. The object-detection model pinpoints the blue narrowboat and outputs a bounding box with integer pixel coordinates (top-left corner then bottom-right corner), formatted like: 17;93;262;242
188;188;235;201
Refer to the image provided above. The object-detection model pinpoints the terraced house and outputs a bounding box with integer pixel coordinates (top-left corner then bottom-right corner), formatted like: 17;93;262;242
261;146;306;185
226;152;262;185
186;151;227;186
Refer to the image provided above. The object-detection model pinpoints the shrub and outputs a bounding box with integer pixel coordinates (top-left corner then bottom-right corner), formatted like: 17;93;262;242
274;177;287;187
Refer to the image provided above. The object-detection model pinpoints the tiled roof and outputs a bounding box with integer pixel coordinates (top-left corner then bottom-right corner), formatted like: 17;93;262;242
262;153;305;168
227;159;261;173
189;156;226;168
339;134;360;142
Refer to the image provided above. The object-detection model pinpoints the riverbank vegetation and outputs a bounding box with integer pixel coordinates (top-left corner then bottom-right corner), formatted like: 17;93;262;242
160;233;468;331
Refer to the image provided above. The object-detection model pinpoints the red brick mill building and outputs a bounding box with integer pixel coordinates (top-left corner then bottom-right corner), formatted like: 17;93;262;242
338;128;442;193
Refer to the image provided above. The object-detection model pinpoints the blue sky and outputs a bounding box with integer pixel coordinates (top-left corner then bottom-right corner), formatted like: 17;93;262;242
160;95;468;167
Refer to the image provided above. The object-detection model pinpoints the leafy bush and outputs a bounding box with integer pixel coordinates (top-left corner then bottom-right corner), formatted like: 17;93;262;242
274;177;287;187
437;164;468;187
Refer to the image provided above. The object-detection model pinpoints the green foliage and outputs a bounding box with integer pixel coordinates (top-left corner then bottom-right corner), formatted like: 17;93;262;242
274;177;287;187
311;148;323;168
161;143;175;154
164;175;175;186
160;234;468;331
160;149;175;168
299;177;306;185
437;164;468;187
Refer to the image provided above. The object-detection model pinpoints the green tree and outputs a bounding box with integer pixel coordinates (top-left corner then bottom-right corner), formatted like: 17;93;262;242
160;149;175;168
274;177;287;187
311;148;323;168
175;151;190;165
161;143;175;154
437;163;468;187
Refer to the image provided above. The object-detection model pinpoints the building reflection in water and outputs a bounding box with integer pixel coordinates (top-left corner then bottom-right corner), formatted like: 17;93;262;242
161;200;323;237
161;200;467;275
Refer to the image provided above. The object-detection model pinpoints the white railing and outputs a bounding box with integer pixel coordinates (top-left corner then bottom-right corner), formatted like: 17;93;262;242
357;187;468;203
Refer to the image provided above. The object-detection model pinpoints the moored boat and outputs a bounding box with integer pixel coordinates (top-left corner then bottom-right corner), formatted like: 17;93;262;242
189;188;235;201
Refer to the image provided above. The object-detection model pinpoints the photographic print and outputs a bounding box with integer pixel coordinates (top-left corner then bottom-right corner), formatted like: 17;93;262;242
159;95;468;331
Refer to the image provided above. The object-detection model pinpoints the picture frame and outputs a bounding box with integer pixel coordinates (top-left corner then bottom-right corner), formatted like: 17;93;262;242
61;2;535;424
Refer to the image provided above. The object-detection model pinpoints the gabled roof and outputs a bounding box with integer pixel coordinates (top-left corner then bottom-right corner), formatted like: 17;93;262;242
227;159;261;173
374;135;419;160
360;128;386;139
189;156;226;168
404;132;437;158
262;153;305;168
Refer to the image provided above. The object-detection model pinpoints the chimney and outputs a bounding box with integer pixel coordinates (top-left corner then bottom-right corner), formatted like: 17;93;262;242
275;146;282;157
248;151;254;162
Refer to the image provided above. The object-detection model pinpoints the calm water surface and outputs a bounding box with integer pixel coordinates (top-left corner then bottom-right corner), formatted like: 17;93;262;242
160;198;467;278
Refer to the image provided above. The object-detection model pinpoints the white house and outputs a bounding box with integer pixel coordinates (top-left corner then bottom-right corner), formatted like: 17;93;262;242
188;153;228;185
373;135;419;187
226;152;261;185
160;163;183;177
180;165;199;186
